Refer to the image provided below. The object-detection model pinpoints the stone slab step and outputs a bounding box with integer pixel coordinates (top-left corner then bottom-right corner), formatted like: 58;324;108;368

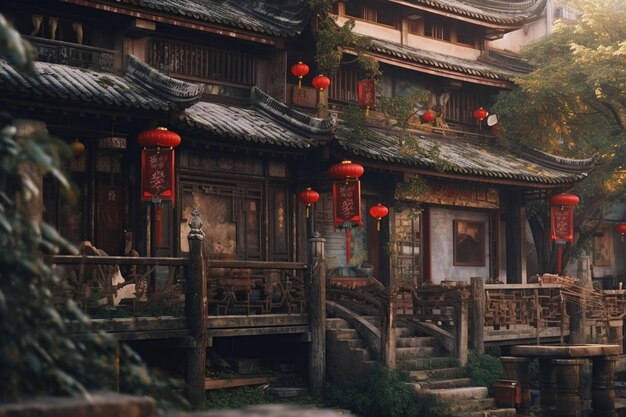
330;328;359;340
440;398;496;412
396;346;437;358
410;367;468;381
454;408;517;417
397;336;437;347
418;378;474;390
327;318;350;330
398;356;454;371
419;386;488;402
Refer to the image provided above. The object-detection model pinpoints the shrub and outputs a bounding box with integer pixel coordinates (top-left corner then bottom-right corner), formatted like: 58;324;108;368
466;350;504;392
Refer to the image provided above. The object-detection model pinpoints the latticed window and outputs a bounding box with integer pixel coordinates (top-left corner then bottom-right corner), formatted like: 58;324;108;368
394;209;422;287
150;38;256;85
328;65;359;103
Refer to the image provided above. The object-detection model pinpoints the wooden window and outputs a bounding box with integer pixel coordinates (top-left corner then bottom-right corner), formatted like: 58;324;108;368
394;209;422;287
376;7;396;27
344;1;363;18
424;16;450;41
455;22;476;47
150;39;256;86
328;64;359;103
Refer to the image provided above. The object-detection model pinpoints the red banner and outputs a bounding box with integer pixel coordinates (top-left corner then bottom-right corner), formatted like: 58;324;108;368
550;206;574;243
332;180;362;229
357;79;376;108
141;148;175;205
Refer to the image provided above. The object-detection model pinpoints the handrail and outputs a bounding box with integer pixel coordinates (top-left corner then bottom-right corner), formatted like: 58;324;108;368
206;260;307;269
48;255;187;266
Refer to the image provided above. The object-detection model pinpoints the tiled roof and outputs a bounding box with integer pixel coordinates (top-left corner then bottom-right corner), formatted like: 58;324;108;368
0;60;172;111
111;0;309;37
178;89;334;149
337;127;595;185
392;0;547;26
369;39;520;82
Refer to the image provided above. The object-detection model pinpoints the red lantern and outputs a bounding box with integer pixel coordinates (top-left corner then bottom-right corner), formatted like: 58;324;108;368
71;139;85;158
473;107;489;121
422;110;436;123
328;160;364;181
138;127;181;148
616;223;626;241
369;203;389;231
312;74;331;91
549;193;580;207
298;187;320;218
291;61;309;89
358;79;376;116
549;193;579;275
138;127;181;248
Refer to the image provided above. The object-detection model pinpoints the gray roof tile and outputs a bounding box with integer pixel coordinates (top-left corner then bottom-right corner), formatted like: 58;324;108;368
338;127;595;185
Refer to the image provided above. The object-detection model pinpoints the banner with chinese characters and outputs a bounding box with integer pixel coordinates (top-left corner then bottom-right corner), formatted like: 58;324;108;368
550;206;574;243
141;148;175;205
332;180;362;229
357;79;376;108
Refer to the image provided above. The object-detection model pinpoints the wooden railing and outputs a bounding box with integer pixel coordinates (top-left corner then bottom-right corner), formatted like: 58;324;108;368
206;260;307;316
50;255;187;319
25;36;115;70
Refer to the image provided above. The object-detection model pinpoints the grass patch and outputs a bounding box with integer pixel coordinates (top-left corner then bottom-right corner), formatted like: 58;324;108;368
466;350;503;392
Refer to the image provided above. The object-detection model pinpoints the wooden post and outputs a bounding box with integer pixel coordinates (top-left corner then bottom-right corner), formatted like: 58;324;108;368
381;289;397;370
470;277;485;354
308;233;326;396
185;208;208;409
455;296;469;367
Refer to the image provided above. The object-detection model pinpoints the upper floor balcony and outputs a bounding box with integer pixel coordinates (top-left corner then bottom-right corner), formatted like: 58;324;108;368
25;35;116;71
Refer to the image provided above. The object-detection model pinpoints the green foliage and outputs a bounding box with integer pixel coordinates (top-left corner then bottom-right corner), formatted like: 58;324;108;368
0;14;186;410
395;174;428;204
310;0;380;78
466;350;503;391
205;386;319;409
341;105;373;143
378;88;429;129
324;365;450;417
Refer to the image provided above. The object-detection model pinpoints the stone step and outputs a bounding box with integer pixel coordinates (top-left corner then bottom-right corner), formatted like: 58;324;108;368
419;386;489;402
326;318;350;330
417;378;474;390
395;327;415;337
454;408;517;417
330;328;359;340
398;356;455;371
397;336;437;347
439;398;497;412
396;346;437;358
410;367;468;381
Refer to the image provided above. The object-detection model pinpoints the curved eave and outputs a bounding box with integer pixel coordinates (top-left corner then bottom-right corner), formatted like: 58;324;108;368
388;0;548;30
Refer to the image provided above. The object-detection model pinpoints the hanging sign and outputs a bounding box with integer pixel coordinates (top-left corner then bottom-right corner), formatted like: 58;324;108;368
550;206;574;243
141;148;175;204
332;180;362;229
357;79;376;108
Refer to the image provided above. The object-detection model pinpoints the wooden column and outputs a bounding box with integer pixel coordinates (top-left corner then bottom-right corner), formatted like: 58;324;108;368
553;359;583;417
454;297;469;367
505;191;522;283
308;233;326;396
501;356;532;410
591;356;618;417
14;119;47;225
470;277;485;354
185;208;208;409
381;289;397;370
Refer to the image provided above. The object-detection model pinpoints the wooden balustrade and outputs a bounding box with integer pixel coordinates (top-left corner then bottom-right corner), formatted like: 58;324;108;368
25;36;115;70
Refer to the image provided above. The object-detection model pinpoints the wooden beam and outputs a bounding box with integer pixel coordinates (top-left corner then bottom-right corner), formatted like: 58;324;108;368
207;326;310;338
204;376;278;390
49;255;187;266
208;314;309;329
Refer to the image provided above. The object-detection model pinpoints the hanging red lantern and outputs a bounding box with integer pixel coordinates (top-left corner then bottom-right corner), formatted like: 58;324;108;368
291;61;310;89
298;187;320;218
138;127;182;249
616;223;626;241
549;193;579;275
312;74;331;91
138;127;181;148
369;203;389;231
328;160;364;181
473;107;489;121
71;139;85;158
422;110;436;123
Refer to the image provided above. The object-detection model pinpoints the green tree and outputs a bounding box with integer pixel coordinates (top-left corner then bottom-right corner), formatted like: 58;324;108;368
0;14;185;409
492;0;626;272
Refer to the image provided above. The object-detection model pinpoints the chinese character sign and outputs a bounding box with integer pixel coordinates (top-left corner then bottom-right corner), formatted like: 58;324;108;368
357;79;376;108
141;148;175;204
550;206;574;243
332;180;362;229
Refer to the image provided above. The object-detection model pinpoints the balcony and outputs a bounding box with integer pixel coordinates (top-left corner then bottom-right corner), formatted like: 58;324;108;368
25;36;115;71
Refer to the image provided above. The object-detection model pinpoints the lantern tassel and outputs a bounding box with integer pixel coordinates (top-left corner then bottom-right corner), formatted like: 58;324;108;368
365;106;370;118
298;78;302;89
306;204;310;219
377;218;381;231
556;245;563;275
345;228;352;265
155;204;163;248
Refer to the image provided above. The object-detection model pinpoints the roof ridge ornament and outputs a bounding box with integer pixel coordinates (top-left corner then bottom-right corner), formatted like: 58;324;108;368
250;86;335;136
521;148;598;173
125;55;204;109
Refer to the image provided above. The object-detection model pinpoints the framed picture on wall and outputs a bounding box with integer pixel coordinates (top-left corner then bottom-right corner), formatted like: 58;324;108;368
453;220;485;266
593;229;612;266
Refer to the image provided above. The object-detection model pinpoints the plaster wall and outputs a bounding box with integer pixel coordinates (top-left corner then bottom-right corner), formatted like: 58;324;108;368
407;34;480;60
430;207;490;284
336;17;401;43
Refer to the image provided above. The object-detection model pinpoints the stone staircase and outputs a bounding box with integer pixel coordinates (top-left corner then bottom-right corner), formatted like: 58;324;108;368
327;315;516;417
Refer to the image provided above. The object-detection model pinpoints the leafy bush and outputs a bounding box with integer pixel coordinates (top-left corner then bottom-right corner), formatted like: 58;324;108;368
324;365;449;417
466;350;503;391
